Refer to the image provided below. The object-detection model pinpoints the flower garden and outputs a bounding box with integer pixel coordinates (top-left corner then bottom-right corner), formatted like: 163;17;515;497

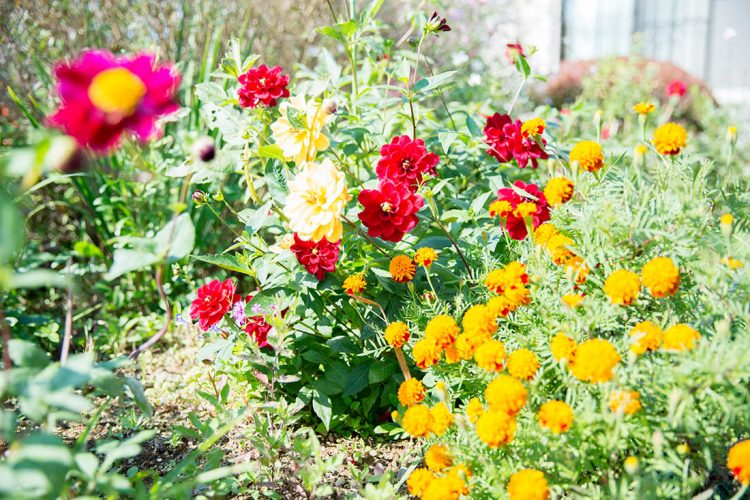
2;2;750;498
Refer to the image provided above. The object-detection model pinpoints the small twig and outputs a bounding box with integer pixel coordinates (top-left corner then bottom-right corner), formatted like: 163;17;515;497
60;261;74;364
350;294;388;324
129;266;172;359
394;347;411;380
0;307;11;370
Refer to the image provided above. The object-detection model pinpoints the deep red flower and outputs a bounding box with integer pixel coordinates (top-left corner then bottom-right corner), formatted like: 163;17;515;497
505;43;525;64
376;135;439;189
245;315;272;348
483;113;548;169
358;178;425;242
48;50;180;152
666;79;687;98
190;279;236;331
290;234;341;280
494;180;550;240
237;64;290;108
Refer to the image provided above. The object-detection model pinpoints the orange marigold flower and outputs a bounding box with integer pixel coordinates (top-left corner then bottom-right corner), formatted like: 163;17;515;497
662;324;700;351
514;201;538;219
422;475;463;500
507;348;540;381
566;256;590;284
533;223;559;247
653;122;687;155
414;247;439;268
604;269;641;305
562;293;584;309
476;410;516;448
425;315;460;350
728;440;750;485
429;402;454;436
402;404;433;437
474;339;507;372
544;177;575;207
485;375;527;416
384;321;410;349
412;338;442;369
551;332;576;361
398;378;426;407
633;102;655;115
521;117;546;137
389;255;416;283
466;397;484;423
462;304;498;344
538;400;574;433
486;295;512;319
425;444;453;472
569;338;620;383
444;344;461;363
507;469;549;500
641;256;680;298
342;273;366;295
609;389;642;415
489;199;514;218
570;140;604;172
629;320;662;355
407;468;436;497
446;464;472;495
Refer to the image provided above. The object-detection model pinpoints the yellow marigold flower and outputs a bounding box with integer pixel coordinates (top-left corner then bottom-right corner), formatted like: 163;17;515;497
633;102;655;115
284;159;350;242
462;304;498;343
544;177;575;207
604;269;641;305
398;378;426;407
486;295;512;319
550;245;576;267
561;294;584;309
635;144;648;155
453;333;475;360
402;404;433;438
466;397;484;423
446;464;471;495
476;410;516;448
425;444;453;472
551;332;576;361
391;410;400;422
521;117;546;136
624;456;639;475
490;199;513;218
384;321;410;349
514;201;538;219
343;273;366;295
474;340;507;372
444;344;461;363
414;247;439;269
422;475;464;500
570;140;604;172
429;402;453;436
566;256;590;284
533;223;559;247
653;122;687;155
569;338;620;383
609;389;642;415
629;320;663;355
412;338;442;369
662;324;700;351
507;348;540;381
507;469;549;500
727;126;738;143
485;375;527;416
407;468;436;497
722;256;744;269
720;213;734;226
485;262;530;309
641;256;680;298
425;315;460;350
728;439;750;485
389;255;416;283
271;95;332;164
538;400;573;433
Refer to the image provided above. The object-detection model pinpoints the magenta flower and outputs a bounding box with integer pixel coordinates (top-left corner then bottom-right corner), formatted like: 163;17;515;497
48;50;180;152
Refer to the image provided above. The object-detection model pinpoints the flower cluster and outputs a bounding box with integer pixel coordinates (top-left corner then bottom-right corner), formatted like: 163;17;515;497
490;181;550;240
483;113;549;169
604;256;680;305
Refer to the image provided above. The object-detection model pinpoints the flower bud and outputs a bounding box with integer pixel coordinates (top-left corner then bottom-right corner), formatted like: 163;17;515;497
624;456;639;475
633;144;647;168
322;98;337;116
676;443;690;455
720;212;733;236
193;136;216;162
594;109;603;131
727;126;737;146
192;190;208;205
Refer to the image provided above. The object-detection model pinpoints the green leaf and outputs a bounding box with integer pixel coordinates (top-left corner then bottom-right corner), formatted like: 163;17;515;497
312;390;332;431
122;376;154;417
104;250;159;281
317;26;346;42
286;106;307;130
413;71;456;94
8;339;50;368
73;241;104;259
257;144;285;161
514;54;531;78
438;132;458;154
192;253;255;276
368;361;395;384
155;213;195;262
466;116;482;137
9;270;69;289
0;193;24;265
238;201;274;236
344;363;370;396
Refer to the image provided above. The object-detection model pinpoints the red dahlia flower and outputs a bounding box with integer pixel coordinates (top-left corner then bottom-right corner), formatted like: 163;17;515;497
483;113;548;169
358;178;425;242
245;315;272;348
505;43;525;64
190;279;236;331
237;64;290;108
49;50;180;152
290;233;341;281
376;135;439;189
666;79;687;98
494;180;550;240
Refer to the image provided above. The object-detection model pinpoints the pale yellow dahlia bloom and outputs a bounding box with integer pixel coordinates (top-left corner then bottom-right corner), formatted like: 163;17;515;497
284;159;350;242
271;95;332;164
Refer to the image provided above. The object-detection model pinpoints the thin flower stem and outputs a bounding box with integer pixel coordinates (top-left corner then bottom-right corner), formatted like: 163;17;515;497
435;217;472;278
507;76;527;116
129;266;172;359
394;347;412;380
60;260;74;364
342;215;391;259
408;98;418;139
0;307;11;370
350;294;388;323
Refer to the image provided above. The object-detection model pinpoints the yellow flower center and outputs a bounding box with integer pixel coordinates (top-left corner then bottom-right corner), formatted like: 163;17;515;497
381;201;394;213
88;67;146;115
